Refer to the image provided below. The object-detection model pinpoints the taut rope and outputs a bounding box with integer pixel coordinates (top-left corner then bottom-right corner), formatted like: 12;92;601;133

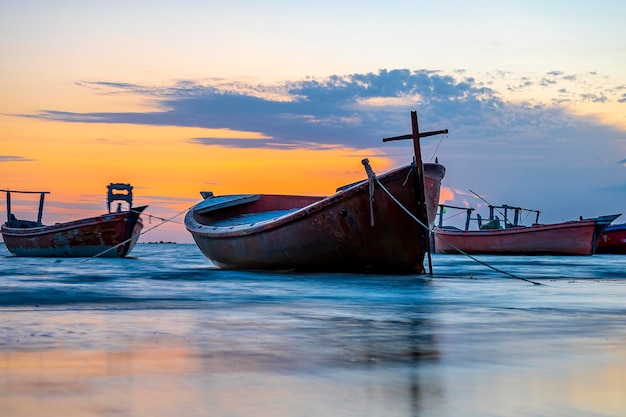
81;206;192;262
364;164;541;285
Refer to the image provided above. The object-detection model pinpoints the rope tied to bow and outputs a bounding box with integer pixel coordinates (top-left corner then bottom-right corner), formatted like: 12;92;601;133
361;158;377;227
359;158;540;285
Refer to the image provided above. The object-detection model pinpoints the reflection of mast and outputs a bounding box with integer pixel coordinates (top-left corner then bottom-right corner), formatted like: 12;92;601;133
408;317;440;417
352;311;441;416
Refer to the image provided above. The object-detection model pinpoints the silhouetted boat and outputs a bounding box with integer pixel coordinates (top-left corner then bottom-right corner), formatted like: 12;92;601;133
1;183;146;257
185;111;447;274
433;203;619;256
596;222;626;254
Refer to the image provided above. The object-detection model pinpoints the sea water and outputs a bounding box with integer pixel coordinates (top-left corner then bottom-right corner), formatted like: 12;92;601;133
1;243;625;417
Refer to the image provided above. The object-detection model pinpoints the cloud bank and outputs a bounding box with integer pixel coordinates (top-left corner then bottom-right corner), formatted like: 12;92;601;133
23;69;624;155
14;68;626;223
0;156;35;163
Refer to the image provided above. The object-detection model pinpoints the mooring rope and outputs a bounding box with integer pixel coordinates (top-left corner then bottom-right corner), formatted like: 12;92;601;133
144;211;185;226
81;206;192;262
373;177;542;285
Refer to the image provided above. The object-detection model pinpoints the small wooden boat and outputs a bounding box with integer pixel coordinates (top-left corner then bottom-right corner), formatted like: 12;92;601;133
596;222;626;254
185;111;447;274
1;183;146;258
433;203;620;256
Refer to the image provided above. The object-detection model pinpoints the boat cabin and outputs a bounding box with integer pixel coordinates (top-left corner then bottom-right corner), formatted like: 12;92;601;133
107;183;134;213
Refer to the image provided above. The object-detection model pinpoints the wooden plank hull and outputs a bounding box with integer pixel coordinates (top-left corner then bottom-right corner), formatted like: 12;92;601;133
596;223;626;254
433;216;616;256
1;206;146;258
185;163;445;273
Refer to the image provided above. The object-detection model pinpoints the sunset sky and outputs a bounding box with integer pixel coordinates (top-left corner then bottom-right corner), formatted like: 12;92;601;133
1;0;625;243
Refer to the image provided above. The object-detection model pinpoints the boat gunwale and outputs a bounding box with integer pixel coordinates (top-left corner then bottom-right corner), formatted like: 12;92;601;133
434;218;599;237
1;206;147;237
185;163;445;238
603;222;626;232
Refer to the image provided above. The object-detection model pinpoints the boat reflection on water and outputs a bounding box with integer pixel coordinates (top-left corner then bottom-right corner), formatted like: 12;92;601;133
2;245;626;417
0;306;441;417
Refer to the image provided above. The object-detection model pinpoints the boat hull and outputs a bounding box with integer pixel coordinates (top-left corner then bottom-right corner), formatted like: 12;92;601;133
1;206;146;258
596;223;626;254
186;163;445;273
433;216;615;256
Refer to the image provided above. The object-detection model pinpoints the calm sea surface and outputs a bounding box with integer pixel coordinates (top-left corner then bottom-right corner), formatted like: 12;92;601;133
1;242;625;417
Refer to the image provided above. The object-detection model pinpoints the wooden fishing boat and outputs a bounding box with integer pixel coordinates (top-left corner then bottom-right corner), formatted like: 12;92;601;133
433;203;620;256
596;222;626;254
185;111;447;274
1;183;146;258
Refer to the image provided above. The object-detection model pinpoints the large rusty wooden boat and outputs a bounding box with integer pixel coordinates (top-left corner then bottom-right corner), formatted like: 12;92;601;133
1;183;146;258
433;203;619;256
185;111;447;274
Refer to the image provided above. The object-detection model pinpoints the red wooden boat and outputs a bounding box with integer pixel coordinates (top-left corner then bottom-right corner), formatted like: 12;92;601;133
433;203;619;256
596;223;626;254
1;183;146;258
185;111;447;274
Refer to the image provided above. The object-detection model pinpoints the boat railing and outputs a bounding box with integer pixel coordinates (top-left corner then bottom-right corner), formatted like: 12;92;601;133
488;204;541;228
1;189;50;226
437;203;541;231
436;204;475;230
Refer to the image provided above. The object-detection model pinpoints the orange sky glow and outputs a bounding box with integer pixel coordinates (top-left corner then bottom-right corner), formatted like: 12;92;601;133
2;113;399;242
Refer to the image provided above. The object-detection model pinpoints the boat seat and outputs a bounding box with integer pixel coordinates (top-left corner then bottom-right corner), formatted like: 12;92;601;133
193;194;261;215
211;209;298;227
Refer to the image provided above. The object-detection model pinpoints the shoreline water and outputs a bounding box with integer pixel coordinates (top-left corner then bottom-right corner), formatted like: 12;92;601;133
1;244;625;416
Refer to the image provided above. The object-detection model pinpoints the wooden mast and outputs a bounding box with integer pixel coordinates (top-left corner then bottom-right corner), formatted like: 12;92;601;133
383;111;448;275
